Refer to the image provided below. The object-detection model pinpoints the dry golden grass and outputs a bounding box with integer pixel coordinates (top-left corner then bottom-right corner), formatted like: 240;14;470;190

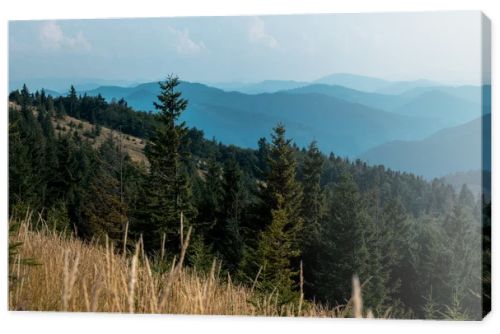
9;215;373;317
53;115;147;165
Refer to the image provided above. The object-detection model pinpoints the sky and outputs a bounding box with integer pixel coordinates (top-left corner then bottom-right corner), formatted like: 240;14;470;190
9;12;486;87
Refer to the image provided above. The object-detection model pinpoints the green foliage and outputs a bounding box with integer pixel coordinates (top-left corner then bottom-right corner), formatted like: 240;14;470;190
187;234;216;273
301;141;325;232
46;200;71;233
8;83;487;319
83;137;127;242
422;287;440;320
259;123;303;231
312;172;373;305
218;157;245;270
9;96;138;243
252;124;303;304
256;196;301;305
134;76;196;252
300;141;325;297
196;158;223;237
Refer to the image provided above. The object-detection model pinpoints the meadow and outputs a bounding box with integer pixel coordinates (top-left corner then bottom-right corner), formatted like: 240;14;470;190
9;212;371;318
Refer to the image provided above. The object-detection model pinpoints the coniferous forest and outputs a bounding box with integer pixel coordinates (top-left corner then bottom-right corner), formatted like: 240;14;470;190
8;77;490;319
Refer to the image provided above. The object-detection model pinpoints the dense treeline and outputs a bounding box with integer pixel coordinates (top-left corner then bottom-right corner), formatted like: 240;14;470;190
9;79;488;319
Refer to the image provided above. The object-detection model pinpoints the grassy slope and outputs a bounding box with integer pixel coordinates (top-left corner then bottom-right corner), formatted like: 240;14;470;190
53;115;147;165
8;215;371;317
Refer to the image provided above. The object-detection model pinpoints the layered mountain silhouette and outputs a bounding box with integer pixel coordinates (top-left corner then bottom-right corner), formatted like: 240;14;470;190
286;84;482;127
284;84;410;111
212;74;440;95
210;80;308;94
314;73;439;94
83;81;451;157
11;73;488;179
359;114;491;179
314;73;392;92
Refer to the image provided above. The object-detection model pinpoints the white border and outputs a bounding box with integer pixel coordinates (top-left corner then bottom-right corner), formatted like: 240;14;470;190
1;1;498;333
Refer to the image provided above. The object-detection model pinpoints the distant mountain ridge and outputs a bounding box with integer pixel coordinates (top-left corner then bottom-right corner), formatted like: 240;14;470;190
359;114;491;179
314;73;391;92
209;73;442;95
285;83;482;128
83;81;446;157
285;84;410;112
393;90;480;126
210;80;308;94
313;73;440;94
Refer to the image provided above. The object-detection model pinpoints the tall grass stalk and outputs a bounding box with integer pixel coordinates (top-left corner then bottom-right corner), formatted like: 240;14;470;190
9;215;374;317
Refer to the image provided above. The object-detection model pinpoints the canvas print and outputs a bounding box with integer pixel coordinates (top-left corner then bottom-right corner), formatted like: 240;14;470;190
8;12;491;319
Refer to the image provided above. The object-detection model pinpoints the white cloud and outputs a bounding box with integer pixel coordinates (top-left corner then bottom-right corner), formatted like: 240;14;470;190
169;27;206;56
248;17;278;49
39;21;91;52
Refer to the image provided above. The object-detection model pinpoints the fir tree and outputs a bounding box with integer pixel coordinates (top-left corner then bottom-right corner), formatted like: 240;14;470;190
260;123;303;227
218;157;245;271
314;172;373;306
68;85;79;118
301;141;324;231
21;104;47;208
37;106;59;208
63;135;95;238
254;123;303;303
20;84;32;107
441;199;481;319
135;76;195;252
256;195;301;304
300;141;325;297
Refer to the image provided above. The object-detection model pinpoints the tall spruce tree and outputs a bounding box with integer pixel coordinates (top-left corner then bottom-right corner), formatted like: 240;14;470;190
20;103;46;209
20;84;32;107
68;85;79;118
135;76;195;252
260;124;303;226
441;196;481;319
375;198;411;314
218;156;245;271
37;106;59;209
301;141;324;231
254;123;303;304
314;172;373;306
65;133;95;238
300;141;325;297
256;195;301;304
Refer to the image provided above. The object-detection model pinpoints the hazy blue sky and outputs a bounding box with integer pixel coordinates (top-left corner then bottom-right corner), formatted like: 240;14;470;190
9;12;485;86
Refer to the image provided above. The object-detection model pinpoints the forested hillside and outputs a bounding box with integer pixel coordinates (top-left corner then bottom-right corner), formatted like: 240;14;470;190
9;79;489;319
